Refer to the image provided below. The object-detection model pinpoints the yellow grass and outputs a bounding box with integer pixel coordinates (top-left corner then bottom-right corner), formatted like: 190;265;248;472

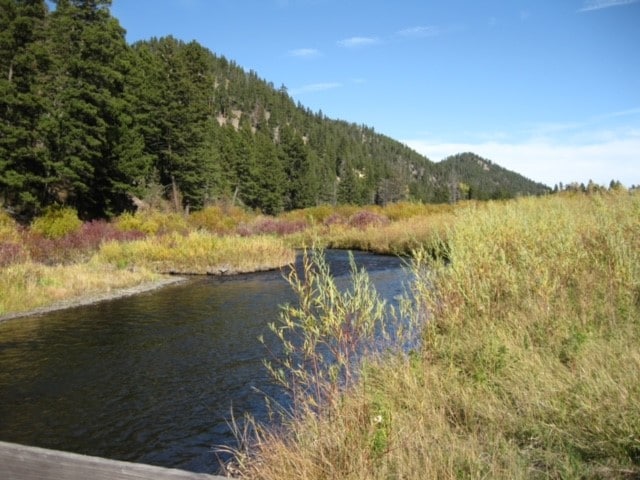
0;261;162;317
94;231;296;274
232;192;640;479
321;213;452;254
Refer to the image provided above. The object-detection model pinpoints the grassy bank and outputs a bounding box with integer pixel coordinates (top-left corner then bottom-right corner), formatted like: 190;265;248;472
0;261;163;317
232;192;640;479
94;232;296;275
0;202;453;318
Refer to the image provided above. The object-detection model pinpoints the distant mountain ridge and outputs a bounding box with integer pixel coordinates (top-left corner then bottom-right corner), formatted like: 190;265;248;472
433;153;550;201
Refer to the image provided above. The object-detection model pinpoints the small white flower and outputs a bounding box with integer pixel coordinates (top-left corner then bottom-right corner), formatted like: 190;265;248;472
373;414;383;424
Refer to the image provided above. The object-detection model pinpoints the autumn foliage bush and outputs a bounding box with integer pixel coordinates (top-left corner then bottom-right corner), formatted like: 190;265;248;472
26;220;145;265
30;207;82;239
347;210;389;229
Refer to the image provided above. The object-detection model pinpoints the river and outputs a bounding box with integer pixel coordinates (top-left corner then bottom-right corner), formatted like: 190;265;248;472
0;250;408;473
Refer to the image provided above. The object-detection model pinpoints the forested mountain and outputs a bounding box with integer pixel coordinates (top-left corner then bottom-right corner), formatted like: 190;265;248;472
434;153;550;201
1;0;548;221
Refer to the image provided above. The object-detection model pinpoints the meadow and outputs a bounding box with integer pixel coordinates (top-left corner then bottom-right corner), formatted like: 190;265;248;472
1;191;638;479
226;191;640;479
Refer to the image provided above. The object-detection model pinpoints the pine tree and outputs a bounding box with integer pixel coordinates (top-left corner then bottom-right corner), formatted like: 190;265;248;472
128;37;217;210
279;125;316;209
252;130;285;214
337;158;358;204
43;0;138;217
0;0;50;218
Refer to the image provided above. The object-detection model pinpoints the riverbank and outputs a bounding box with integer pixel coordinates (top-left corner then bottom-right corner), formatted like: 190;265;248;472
230;192;640;479
0;275;186;323
0;202;450;320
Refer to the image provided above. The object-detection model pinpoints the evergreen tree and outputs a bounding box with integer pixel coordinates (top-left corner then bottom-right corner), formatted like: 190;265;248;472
0;0;49;218
128;37;216;210
337;159;358;204
252;130;285;214
43;0;138;217
279;125;316;209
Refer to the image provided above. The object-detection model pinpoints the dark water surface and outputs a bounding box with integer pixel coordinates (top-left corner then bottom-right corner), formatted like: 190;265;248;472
0;250;408;473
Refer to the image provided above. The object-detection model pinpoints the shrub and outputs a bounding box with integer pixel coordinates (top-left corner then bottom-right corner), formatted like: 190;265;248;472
237;216;308;237
323;212;346;227
26;220;145;265
188;204;251;234
262;250;392;411
0;242;27;268
115;211;188;235
348;210;389;229
382;201;455;221
30;207;82;239
0;209;22;245
286;205;336;224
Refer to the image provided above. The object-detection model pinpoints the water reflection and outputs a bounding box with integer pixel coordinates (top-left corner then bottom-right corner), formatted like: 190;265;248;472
0;250;407;473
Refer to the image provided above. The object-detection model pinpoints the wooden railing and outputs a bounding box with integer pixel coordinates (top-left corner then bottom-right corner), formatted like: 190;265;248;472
0;441;227;480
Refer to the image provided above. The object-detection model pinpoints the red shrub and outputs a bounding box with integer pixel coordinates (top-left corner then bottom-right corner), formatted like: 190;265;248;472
0;242;27;268
26;220;145;265
323;213;346;227
347;211;389;229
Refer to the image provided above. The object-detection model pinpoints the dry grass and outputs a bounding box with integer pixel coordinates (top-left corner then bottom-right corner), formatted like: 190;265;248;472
94;231;296;274
0;261;161;317
319;213;453;255
232;192;640;479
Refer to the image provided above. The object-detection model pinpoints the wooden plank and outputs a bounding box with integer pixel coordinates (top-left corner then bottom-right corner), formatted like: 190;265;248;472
0;441;227;480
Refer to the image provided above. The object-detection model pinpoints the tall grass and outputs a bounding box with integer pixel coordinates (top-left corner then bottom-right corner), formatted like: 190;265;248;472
232;192;640;479
94;231;296;274
0;261;161;317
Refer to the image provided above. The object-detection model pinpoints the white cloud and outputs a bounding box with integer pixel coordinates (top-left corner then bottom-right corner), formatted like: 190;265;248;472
397;26;442;38
402;133;640;187
579;0;639;11
337;36;380;48
290;82;342;95
288;48;321;58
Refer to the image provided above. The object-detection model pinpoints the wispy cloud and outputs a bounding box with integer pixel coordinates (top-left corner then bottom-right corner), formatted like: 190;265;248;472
579;0;639;11
290;82;342;95
337;36;380;48
397;25;442;38
593;107;640;120
288;48;321;58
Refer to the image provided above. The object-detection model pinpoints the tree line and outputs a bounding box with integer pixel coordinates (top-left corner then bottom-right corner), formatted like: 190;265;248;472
1;0;549;222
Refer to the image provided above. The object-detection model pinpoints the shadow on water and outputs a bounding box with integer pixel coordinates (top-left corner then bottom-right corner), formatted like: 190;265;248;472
0;250;408;473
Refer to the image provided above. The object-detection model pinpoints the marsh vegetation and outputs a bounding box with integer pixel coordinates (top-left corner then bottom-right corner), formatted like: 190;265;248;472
1;191;638;479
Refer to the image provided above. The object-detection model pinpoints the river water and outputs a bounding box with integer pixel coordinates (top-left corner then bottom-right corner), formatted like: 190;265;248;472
0;250;408;473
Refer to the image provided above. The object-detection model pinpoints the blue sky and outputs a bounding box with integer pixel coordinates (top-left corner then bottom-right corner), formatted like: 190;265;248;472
110;0;640;187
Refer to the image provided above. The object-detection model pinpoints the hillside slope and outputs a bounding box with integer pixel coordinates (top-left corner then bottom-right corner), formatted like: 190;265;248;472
0;1;548;219
435;153;550;201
